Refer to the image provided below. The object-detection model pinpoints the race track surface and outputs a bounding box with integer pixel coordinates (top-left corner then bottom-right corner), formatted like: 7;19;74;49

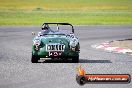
0;25;132;88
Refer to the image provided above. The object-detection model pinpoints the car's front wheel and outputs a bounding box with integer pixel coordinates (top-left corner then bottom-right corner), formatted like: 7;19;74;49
31;55;39;63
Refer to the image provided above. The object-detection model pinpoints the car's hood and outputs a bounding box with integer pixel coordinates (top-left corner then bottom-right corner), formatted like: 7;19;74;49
33;34;79;47
34;35;70;45
42;37;69;45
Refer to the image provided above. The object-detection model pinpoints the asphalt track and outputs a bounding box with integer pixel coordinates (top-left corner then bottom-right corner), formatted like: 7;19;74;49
0;26;132;88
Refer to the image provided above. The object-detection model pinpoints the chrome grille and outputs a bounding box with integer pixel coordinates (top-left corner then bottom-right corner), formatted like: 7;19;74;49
46;44;65;51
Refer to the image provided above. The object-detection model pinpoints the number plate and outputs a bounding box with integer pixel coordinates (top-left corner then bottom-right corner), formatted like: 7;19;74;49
46;44;65;52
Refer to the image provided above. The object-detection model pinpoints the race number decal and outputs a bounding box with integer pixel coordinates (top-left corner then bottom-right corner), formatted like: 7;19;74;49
49;52;62;57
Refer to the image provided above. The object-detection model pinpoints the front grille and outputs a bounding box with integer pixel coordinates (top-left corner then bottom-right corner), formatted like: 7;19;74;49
46;44;65;51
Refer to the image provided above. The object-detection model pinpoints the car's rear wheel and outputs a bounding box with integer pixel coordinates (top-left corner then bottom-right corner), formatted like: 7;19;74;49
72;56;79;63
31;55;39;63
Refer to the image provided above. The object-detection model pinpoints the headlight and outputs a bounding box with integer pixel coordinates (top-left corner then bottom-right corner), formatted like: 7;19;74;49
70;41;76;47
70;39;78;47
33;40;41;46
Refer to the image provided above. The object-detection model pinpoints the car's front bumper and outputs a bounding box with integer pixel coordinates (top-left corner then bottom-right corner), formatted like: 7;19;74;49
32;47;79;58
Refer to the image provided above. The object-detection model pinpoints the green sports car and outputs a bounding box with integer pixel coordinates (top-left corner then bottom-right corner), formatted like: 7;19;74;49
31;23;80;63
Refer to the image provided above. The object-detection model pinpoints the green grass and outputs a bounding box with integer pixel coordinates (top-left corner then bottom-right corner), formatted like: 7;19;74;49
0;10;132;25
0;0;132;25
0;0;132;10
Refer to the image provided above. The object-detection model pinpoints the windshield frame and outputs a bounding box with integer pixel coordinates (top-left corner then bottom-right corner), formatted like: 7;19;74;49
42;23;74;34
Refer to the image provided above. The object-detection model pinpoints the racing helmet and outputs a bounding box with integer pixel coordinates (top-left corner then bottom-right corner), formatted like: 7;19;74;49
41;24;49;30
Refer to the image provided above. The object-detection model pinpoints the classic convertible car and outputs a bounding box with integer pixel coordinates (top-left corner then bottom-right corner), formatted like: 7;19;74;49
31;23;80;63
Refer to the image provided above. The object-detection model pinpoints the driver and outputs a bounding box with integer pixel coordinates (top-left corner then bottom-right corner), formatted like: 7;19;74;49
38;24;50;36
41;24;50;34
41;24;49;31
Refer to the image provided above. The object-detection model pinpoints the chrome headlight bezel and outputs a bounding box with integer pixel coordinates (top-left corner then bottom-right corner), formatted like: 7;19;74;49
69;38;78;48
33;39;41;46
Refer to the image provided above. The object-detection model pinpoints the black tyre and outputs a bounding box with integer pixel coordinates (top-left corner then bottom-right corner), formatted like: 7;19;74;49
72;56;79;63
31;55;39;63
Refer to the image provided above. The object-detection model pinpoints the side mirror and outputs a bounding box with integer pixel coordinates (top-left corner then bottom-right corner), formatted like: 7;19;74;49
32;32;35;35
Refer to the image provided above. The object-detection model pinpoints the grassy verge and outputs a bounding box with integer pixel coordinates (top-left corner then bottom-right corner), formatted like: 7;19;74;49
0;0;132;11
0;10;132;25
0;0;132;25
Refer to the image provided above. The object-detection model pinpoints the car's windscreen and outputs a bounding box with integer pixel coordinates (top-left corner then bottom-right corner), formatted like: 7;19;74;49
49;25;73;34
